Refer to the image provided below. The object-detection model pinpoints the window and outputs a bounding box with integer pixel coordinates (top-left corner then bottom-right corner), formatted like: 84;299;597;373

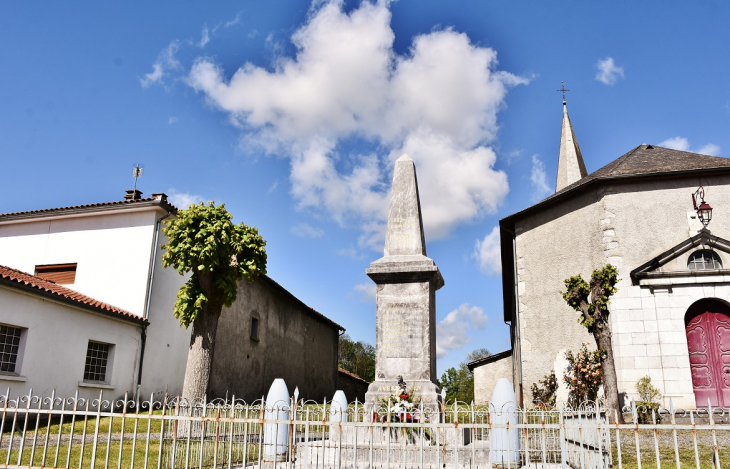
250;317;259;341
688;250;723;271
35;263;77;284
84;341;111;383
0;325;23;374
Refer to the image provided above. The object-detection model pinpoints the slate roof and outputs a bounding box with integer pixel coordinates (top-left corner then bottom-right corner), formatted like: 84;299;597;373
0;264;147;325
0;194;177;222
545;144;730;203
466;349;511;371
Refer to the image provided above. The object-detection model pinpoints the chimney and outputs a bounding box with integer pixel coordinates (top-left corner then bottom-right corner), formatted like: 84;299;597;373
151;192;168;203
125;189;143;201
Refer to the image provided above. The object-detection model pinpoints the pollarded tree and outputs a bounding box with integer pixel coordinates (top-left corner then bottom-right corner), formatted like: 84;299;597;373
162;202;267;402
562;264;625;423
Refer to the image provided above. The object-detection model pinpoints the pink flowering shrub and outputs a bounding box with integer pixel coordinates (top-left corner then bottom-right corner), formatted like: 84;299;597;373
563;344;603;406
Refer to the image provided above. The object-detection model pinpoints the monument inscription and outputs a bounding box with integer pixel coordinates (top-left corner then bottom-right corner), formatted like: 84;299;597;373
379;302;421;357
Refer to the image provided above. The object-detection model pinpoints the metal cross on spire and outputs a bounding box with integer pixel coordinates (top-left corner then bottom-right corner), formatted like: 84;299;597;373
557;81;570;103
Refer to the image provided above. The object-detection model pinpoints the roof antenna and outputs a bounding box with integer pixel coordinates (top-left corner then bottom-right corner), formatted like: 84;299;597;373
125;164;144;201
557;81;570;105
133;164;144;192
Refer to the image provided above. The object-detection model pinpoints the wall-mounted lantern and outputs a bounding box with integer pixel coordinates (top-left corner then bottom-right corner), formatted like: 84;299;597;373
692;186;713;228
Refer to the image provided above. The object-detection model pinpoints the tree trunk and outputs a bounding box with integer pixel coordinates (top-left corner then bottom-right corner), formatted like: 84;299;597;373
181;272;224;405
594;321;625;424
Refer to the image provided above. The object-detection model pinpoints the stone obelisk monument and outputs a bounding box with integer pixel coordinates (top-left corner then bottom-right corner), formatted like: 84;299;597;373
365;154;444;407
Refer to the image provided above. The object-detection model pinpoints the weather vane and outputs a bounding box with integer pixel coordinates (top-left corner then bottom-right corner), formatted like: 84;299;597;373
132;164;144;192
557;81;570;103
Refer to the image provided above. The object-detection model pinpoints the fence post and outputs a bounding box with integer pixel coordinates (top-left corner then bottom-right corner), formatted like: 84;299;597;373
559;404;567;469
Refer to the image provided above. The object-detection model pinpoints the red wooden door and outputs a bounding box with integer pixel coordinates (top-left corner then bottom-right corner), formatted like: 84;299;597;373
685;300;730;407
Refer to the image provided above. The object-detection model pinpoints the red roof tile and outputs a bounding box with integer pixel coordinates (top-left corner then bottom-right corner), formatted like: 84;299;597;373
0;194;177;221
338;367;370;383
0;265;147;325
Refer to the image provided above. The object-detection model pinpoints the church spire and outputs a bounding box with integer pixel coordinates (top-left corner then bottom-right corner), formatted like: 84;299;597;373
555;84;587;192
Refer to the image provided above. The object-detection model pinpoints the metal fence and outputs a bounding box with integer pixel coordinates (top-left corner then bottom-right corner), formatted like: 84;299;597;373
0;389;728;468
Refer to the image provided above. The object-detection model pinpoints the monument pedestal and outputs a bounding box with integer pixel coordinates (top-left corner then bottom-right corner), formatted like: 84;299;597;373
363;154;444;411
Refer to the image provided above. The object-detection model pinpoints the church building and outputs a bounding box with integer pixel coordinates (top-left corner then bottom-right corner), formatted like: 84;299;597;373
472;100;730;410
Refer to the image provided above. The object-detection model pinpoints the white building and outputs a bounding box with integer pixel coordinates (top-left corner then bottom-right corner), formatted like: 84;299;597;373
472;101;730;409
0;191;189;399
0;264;146;400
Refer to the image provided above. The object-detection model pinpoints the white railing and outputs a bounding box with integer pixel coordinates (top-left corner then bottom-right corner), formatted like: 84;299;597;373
0;389;728;468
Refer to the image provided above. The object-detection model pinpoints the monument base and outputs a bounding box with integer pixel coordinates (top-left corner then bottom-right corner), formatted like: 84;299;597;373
365;379;441;411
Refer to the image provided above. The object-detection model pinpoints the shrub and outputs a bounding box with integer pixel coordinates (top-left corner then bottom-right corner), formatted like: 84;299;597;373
635;375;662;424
563;344;603;407
531;370;558;408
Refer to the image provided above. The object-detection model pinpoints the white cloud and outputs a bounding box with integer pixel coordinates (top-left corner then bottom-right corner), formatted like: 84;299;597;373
473;226;501;275
336;246;365;260
199;26;210;48
353;282;376;303
141;41;181;88
290;222;325;238
168;188;205;209
659;137;721;156
595;57;624;86
530;155;551;201
168;116;179;125
696;143;721;156
141;63;164;88
187;0;524;245
267;180;278;193
436;303;488;358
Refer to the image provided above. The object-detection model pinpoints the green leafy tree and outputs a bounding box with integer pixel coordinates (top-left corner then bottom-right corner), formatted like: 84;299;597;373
439;349;490;404
466;348;491;362
338;334;376;382
162;202;267;401
562;264;624;423
439;364;474;403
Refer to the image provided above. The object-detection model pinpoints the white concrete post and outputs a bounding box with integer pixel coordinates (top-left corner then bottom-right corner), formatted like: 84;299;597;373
490;378;521;468
329;390;348;440
263;378;290;462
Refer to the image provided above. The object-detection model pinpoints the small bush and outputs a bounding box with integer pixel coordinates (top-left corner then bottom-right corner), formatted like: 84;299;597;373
531;370;558;408
635;375;662;423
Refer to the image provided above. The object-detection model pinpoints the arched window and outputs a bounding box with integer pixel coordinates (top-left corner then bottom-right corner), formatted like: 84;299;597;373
687;250;722;270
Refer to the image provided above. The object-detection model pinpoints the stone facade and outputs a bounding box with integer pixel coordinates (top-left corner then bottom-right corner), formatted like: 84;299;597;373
486;137;730;408
502;172;730;409
469;350;512;405
208;274;343;403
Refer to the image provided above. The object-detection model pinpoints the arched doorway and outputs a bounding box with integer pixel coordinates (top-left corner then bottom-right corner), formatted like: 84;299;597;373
685;299;730;407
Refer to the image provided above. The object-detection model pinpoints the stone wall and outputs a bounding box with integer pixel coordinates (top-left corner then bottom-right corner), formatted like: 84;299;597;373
338;368;370;403
208;275;341;403
471;351;512;405
514;174;730;409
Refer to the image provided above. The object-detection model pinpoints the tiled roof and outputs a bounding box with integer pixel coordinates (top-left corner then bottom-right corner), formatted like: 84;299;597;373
338;367;370;383
0;194;177;221
547;144;730;202
0;265;147;325
504;145;730;223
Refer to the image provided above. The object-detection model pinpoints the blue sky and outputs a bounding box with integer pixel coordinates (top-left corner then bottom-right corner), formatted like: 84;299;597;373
2;0;729;374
